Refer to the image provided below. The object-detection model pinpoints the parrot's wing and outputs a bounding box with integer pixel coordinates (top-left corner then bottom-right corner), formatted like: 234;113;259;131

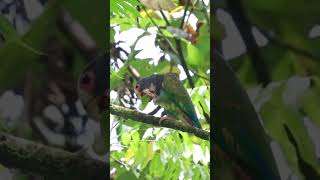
162;74;201;128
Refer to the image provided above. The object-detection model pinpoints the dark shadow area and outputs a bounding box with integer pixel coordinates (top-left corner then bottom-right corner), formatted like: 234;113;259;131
0;0;108;179
213;0;320;179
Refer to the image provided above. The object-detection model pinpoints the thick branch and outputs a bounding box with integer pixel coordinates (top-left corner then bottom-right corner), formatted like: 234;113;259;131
110;104;210;141
0;133;107;180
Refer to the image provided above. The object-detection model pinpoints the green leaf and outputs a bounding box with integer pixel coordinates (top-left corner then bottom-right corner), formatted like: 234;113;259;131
162;159;175;180
117;171;139;180
139;95;150;110
260;83;320;177
110;66;125;90
187;43;206;72
149;153;165;177
121;132;131;145
0;15;46;55
125;146;136;163
140;142;155;170
181;132;193;151
172;160;182;179
133;141;147;167
111;0;141;17
302;89;320;127
119;1;141;17
0;15;19;41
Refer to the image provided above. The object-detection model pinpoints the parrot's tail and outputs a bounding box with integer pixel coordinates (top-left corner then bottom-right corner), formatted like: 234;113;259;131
183;114;202;129
192;117;202;129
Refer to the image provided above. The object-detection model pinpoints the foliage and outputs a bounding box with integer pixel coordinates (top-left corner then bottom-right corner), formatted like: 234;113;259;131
0;0;106;89
215;0;320;179
0;0;107;178
110;0;210;179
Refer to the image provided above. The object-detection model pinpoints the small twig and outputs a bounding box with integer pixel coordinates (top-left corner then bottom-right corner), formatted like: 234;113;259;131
117;56;140;80
141;5;178;55
159;10;170;26
201;0;210;26
185;1;196;27
110;120;120;132
175;39;195;88
180;0;190;29
191;70;210;81
110;156;147;177
112;139;157;145
199;101;210;123
142;4;195;88
175;0;195;88
262;31;320;61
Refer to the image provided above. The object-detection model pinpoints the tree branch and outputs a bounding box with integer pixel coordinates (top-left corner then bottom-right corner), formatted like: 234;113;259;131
110;104;210;141
176;0;195;89
226;0;271;87
180;0;190;29
143;5;195;88
175;39;195;88
263;31;320;61
0;133;107;179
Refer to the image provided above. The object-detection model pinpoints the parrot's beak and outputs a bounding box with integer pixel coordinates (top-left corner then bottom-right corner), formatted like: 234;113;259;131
142;89;155;100
134;84;155;101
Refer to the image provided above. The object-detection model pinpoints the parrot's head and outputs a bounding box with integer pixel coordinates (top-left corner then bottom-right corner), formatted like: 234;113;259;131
134;74;164;101
78;54;108;120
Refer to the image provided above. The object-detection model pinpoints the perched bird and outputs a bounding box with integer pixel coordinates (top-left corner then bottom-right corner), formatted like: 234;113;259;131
134;73;202;129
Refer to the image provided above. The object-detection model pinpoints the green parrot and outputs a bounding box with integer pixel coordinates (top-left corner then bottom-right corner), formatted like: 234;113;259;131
78;54;108;151
134;73;202;129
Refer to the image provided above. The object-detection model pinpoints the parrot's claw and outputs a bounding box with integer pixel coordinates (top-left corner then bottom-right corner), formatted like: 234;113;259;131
161;110;169;117
159;116;175;126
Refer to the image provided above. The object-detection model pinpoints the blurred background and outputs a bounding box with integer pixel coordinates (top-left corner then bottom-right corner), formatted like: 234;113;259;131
214;0;320;179
0;0;106;179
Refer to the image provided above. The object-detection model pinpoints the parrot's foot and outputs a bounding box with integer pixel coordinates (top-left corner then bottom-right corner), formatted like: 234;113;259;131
161;110;169;117
159;116;175;126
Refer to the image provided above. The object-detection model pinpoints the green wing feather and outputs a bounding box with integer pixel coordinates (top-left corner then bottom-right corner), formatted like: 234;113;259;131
161;73;202;128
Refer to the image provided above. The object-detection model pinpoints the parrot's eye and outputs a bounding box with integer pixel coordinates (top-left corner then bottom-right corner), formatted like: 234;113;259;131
135;84;139;89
